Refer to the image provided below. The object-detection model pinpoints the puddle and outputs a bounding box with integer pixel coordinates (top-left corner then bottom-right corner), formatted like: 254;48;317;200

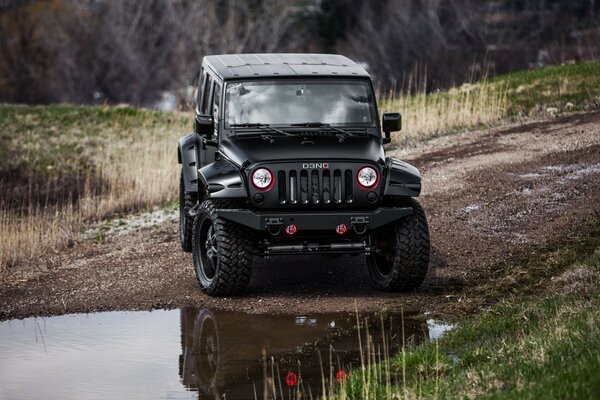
427;319;455;341
0;309;452;399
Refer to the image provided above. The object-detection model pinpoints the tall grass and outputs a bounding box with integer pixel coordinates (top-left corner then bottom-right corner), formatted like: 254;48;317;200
0;104;188;270
0;204;81;270
381;61;600;146
380;75;508;145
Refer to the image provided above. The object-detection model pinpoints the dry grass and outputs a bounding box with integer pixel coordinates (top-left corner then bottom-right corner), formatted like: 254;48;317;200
0;205;79;270
381;61;600;147
380;77;509;146
0;104;189;271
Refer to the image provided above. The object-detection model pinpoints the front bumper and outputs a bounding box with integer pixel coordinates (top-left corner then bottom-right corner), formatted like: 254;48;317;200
216;207;412;234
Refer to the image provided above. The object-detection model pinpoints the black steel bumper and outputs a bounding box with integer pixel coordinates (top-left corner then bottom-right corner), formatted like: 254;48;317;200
216;207;412;234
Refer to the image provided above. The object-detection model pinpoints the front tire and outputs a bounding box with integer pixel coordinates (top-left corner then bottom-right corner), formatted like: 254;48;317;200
192;200;253;296
367;198;430;291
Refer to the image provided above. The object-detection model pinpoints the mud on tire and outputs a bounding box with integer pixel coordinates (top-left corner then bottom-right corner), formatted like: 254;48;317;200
192;199;253;296
367;198;430;292
180;170;198;252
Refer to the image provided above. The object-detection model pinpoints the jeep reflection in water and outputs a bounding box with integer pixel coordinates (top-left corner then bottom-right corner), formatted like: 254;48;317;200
177;54;429;295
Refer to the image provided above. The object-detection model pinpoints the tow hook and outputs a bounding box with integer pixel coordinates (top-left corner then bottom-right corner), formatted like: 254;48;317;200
350;216;369;235
265;217;283;236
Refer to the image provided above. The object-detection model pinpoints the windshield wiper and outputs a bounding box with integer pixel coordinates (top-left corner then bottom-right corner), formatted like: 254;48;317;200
230;123;268;128
229;123;293;142
290;122;380;140
289;122;351;141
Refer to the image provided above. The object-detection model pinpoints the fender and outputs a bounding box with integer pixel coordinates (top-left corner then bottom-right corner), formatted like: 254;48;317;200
198;159;248;199
383;157;422;197
178;133;201;194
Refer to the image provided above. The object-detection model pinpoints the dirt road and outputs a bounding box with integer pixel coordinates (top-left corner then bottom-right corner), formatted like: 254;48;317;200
1;112;599;320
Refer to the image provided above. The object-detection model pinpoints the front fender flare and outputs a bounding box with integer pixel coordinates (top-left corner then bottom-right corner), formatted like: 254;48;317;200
383;157;422;197
178;133;201;194
198;159;248;199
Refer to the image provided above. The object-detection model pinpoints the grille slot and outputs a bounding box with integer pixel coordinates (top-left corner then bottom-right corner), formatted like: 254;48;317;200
300;170;308;204
344;169;354;202
334;170;342;203
289;171;297;204
322;169;331;203
278;171;286;204
277;168;353;205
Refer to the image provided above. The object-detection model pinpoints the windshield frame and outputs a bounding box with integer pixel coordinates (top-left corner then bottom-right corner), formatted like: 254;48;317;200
222;78;379;132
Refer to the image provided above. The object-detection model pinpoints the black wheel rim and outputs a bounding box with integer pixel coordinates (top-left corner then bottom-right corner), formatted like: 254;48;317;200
370;229;395;277
372;252;393;276
197;217;218;282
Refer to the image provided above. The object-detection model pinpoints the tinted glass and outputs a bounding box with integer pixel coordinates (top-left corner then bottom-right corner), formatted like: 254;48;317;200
225;80;375;127
202;75;213;115
212;82;221;136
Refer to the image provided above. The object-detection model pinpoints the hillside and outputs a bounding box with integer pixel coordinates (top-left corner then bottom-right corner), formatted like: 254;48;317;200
1;62;599;271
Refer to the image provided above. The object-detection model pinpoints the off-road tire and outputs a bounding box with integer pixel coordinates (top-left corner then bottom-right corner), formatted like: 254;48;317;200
367;198;430;291
180;170;198;252
192;199;253;296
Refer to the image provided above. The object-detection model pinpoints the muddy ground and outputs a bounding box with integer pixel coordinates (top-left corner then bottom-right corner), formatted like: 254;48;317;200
1;112;599;320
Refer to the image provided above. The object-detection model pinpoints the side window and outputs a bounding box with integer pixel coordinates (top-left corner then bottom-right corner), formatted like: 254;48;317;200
196;69;206;111
212;82;221;122
202;74;213;115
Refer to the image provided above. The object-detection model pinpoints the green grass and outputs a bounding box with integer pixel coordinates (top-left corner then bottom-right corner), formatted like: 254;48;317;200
494;61;600;115
0;104;189;199
337;219;600;399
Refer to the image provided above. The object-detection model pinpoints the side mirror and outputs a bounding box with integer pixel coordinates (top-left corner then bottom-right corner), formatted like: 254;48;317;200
195;114;214;136
382;112;402;144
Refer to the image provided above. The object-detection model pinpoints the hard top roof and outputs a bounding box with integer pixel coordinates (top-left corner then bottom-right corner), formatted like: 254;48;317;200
203;53;370;80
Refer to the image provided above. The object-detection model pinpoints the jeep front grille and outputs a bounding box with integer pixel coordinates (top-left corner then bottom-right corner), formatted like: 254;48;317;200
277;168;354;204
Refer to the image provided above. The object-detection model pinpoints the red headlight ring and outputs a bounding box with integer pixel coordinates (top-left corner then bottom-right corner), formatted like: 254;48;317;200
356;166;380;190
251;167;275;192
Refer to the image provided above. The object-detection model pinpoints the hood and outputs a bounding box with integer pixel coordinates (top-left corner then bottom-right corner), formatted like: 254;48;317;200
220;136;385;167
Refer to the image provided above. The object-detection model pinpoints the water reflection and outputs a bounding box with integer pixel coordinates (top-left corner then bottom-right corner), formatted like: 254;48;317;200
179;309;431;399
0;309;445;400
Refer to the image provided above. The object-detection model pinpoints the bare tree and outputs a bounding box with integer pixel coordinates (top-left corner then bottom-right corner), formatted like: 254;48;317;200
0;0;313;105
1;0;599;103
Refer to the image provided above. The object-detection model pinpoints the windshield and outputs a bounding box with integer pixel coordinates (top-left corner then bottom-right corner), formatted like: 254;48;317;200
225;80;376;127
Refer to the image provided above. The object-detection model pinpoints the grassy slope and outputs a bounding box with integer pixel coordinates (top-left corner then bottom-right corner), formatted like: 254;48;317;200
0;104;189;269
339;219;600;399
383;61;600;147
496;61;600;115
0;104;189;207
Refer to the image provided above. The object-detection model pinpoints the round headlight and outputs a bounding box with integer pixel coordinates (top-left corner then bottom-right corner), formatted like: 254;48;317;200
252;168;273;190
357;166;378;188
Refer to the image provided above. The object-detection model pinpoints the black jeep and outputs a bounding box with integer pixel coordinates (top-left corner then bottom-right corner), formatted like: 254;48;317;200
178;54;429;295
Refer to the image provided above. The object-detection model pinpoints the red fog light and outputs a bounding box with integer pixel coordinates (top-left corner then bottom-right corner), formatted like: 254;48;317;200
336;223;348;235
285;224;298;235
